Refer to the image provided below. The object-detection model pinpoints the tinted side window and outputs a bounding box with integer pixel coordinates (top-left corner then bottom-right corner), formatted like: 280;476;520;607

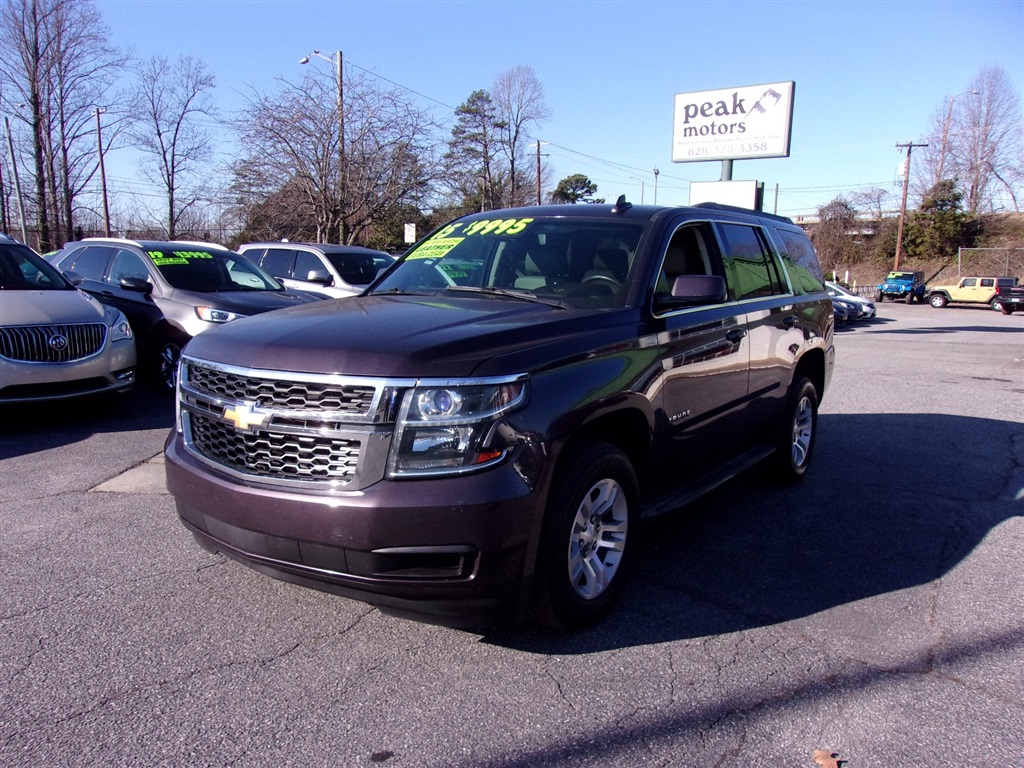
294;251;323;281
109;249;150;284
980;278;995;288
261;248;295;279
717;223;782;301
68;246;114;280
963;279;977;287
775;228;824;294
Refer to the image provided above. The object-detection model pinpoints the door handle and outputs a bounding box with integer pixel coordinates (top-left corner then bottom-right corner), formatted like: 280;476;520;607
726;328;747;343
782;315;797;328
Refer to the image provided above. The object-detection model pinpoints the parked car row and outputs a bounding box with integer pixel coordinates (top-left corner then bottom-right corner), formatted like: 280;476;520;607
826;280;876;322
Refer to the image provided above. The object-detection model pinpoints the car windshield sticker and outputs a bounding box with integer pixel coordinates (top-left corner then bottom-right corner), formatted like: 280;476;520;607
148;250;215;267
407;237;464;261
408;217;535;261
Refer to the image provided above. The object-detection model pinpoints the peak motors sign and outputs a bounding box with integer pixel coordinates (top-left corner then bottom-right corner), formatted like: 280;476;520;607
672;81;794;163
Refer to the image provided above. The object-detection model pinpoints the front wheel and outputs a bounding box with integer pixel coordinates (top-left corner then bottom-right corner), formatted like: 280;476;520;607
531;442;638;630
770;376;818;483
930;294;948;308
158;339;185;391
875;291;884;302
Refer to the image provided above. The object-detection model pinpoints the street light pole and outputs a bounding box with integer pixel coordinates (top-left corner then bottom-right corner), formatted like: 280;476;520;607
628;177;645;204
4;115;28;244
301;49;345;243
95;107;111;237
937;90;978;183
653;167;660;204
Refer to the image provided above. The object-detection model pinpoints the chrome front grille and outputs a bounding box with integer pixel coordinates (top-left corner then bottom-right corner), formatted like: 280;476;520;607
179;357;408;490
189;411;361;481
187;362;377;415
0;323;106;363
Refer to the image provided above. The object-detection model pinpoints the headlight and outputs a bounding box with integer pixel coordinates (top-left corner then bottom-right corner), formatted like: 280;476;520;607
388;376;528;477
104;306;134;342
195;306;247;323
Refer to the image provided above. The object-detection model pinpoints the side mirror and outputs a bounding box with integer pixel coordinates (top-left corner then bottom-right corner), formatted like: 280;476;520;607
63;270;84;286
655;274;728;311
120;276;153;295
304;268;333;286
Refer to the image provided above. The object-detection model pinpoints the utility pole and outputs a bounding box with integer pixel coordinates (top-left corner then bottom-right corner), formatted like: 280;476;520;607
894;141;928;271
653;167;660;204
95;108;111;237
532;140;549;204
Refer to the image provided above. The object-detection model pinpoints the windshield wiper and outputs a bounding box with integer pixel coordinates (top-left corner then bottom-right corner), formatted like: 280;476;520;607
445;285;565;308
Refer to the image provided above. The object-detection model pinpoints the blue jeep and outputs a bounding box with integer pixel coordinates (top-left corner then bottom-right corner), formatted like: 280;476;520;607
875;270;925;303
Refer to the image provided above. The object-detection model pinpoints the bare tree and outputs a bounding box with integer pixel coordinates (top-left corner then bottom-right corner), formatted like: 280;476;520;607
129;55;217;238
0;0;124;249
850;187;892;223
492;65;550;207
233;67;439;245
810;197;859;274
918;67;1022;213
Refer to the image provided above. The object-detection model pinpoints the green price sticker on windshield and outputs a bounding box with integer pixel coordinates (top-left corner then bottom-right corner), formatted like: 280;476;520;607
408;237;464;260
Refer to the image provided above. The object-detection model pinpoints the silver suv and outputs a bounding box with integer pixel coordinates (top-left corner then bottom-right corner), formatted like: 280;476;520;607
50;238;320;388
238;242;394;298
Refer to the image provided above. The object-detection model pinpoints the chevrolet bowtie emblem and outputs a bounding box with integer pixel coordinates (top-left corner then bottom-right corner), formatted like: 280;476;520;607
222;403;269;431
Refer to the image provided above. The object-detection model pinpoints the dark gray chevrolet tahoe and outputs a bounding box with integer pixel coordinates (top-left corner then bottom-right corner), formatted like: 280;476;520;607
164;200;835;630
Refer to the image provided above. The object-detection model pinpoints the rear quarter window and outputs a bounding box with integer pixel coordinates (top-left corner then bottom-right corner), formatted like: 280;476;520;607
716;223;783;300
775;228;824;294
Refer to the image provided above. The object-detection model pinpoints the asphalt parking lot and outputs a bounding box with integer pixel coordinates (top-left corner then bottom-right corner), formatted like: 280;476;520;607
1;302;1021;767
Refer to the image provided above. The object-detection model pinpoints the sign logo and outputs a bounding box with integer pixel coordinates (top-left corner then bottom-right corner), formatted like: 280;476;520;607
672;81;795;163
222;403;269;431
48;333;69;352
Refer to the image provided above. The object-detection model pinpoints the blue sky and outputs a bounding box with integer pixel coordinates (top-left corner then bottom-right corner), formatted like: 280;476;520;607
94;0;1023;219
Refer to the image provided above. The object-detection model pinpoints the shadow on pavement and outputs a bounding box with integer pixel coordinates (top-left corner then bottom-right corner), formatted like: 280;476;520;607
0;382;175;459
486;412;1022;654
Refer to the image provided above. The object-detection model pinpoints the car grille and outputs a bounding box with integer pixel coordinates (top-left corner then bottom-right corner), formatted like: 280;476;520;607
188;411;361;481
0;323;106;363
186;362;377;415
179;357;404;490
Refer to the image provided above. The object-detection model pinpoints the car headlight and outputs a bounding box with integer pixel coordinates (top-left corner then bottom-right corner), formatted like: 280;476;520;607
104;306;134;342
388;376;528;477
195;306;248;323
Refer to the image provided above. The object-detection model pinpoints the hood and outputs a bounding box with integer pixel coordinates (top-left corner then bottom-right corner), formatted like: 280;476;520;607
166;287;319;315
182;293;615;378
0;288;107;326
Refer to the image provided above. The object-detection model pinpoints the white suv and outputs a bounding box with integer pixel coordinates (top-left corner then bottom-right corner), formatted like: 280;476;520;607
238;242;395;298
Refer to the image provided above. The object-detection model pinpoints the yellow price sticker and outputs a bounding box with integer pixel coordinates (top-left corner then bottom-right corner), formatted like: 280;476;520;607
408;237;465;260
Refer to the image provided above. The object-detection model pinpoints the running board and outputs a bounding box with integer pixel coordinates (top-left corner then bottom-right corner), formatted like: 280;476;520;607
640;444;775;521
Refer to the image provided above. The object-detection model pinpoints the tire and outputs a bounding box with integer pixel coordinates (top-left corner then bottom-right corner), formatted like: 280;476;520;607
531;441;638;630
770;376;818;483
991;298;1003;312
1001;306;1015;315
904;292;914;304
875;291;884;302
158;338;185;391
930;294;948;308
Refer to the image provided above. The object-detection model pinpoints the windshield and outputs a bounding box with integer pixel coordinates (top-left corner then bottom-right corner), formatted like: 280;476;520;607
324;251;394;286
147;247;284;292
371;215;645;309
0;243;74;291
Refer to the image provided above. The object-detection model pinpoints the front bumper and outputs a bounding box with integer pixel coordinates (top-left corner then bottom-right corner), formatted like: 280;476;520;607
165;433;549;628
